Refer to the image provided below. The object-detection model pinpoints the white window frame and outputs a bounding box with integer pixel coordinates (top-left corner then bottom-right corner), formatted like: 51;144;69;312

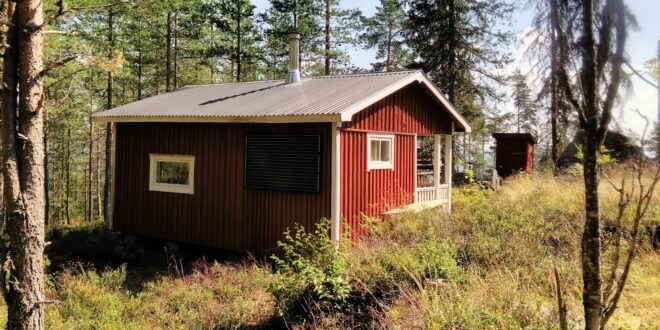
149;154;195;194
367;134;395;171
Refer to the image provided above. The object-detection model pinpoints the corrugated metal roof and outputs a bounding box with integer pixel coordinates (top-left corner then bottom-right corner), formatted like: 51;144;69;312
92;70;471;132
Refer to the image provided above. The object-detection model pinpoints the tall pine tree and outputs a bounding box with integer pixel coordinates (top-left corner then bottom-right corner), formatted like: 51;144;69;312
511;69;538;136
404;0;514;170
360;0;410;72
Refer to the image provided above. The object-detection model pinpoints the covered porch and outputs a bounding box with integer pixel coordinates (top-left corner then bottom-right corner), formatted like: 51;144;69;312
414;134;452;211
385;134;453;216
415;134;452;208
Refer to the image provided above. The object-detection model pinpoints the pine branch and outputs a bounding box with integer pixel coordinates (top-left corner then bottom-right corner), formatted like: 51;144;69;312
598;0;627;145
624;60;658;88
38;54;79;78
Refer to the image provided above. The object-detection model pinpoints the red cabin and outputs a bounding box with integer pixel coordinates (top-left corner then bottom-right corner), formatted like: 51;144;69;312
492;133;536;177
92;34;471;255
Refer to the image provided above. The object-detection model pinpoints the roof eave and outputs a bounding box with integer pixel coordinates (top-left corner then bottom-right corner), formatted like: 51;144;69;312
90;114;343;124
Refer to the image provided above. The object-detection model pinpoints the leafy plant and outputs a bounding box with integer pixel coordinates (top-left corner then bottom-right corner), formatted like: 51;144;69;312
464;169;476;184
269;218;350;317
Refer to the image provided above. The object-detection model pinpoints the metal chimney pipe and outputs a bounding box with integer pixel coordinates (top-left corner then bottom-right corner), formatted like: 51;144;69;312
286;32;301;84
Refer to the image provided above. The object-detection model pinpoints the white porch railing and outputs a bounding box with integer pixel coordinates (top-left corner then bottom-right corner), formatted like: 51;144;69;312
415;184;450;202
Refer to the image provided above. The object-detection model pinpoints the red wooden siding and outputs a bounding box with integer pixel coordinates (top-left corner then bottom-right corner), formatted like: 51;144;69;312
114;122;331;255
343;83;453;135
340;131;415;238
493;137;535;177
340;83;454;239
527;143;535;173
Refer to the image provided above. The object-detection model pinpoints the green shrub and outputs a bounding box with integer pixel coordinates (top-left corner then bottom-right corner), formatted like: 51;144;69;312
46;261;276;329
46;264;145;329
269;218;350;318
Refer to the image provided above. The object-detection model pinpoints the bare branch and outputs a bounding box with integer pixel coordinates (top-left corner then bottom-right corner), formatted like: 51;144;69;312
38;54;79;78
44;30;73;36
602;174;630;303
602;109;660;327
623;60;658;88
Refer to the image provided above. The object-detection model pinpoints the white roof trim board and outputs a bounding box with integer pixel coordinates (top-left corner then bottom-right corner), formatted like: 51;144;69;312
92;70;471;133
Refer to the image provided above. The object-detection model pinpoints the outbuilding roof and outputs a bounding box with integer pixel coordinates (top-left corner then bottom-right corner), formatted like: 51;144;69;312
92;70;471;132
492;133;537;144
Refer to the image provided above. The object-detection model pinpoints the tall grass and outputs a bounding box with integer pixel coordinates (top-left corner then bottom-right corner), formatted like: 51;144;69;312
6;169;655;329
376;172;659;329
45;261;275;329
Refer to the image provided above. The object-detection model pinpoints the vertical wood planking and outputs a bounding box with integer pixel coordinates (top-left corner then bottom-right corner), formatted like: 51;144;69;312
114;122;332;255
344;83;453;135
340;83;453;242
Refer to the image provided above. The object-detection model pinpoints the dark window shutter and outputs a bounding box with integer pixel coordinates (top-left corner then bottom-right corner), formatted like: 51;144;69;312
245;135;321;193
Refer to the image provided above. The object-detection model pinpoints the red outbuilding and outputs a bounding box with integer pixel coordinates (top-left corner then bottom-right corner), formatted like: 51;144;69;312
93;34;471;255
492;133;536;178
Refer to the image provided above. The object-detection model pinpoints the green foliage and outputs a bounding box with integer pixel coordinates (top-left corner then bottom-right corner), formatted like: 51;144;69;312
404;0;514;170
569;163;583;177
269;218;350;317
575;145;616;166
260;0;362;76
360;0;411;71
642;58;659;82
404;0;513;117
47;265;136;329
46;261;275;329
9;172;660;328
463;169;476;184
511;69;538;136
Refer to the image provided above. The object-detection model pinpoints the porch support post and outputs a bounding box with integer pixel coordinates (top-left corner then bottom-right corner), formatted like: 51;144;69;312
444;133;453;212
433;134;442;200
330;122;341;245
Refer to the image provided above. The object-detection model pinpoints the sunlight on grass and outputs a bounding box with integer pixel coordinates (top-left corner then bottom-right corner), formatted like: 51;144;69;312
0;169;657;328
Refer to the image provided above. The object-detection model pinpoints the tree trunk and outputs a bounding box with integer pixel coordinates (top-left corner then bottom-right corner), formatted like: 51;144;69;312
65;129;71;225
104;10;114;228
549;0;561;173
87;88;94;222
579;1;603;329
173;11;179;89
2;0;47;327
324;0;331;75
386;23;392;72
43;103;50;227
96;146;102;220
137;18;143;100
166;11;172;91
236;4;241;82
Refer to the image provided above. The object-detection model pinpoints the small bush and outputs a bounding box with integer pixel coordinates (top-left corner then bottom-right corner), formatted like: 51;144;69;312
28;168;660;328
269;218;350;320
46;261;275;329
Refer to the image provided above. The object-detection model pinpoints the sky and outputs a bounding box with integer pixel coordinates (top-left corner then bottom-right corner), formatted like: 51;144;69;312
252;0;659;138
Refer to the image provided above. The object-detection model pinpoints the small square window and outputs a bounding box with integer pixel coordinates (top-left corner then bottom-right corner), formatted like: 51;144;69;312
367;134;395;170
149;154;194;194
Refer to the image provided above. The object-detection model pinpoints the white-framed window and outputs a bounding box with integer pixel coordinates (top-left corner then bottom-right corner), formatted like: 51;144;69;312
149;154;195;194
367;134;395;170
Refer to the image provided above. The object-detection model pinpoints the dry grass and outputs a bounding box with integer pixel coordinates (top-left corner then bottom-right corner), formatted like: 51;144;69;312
0;167;657;329
377;168;660;329
610;252;660;329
